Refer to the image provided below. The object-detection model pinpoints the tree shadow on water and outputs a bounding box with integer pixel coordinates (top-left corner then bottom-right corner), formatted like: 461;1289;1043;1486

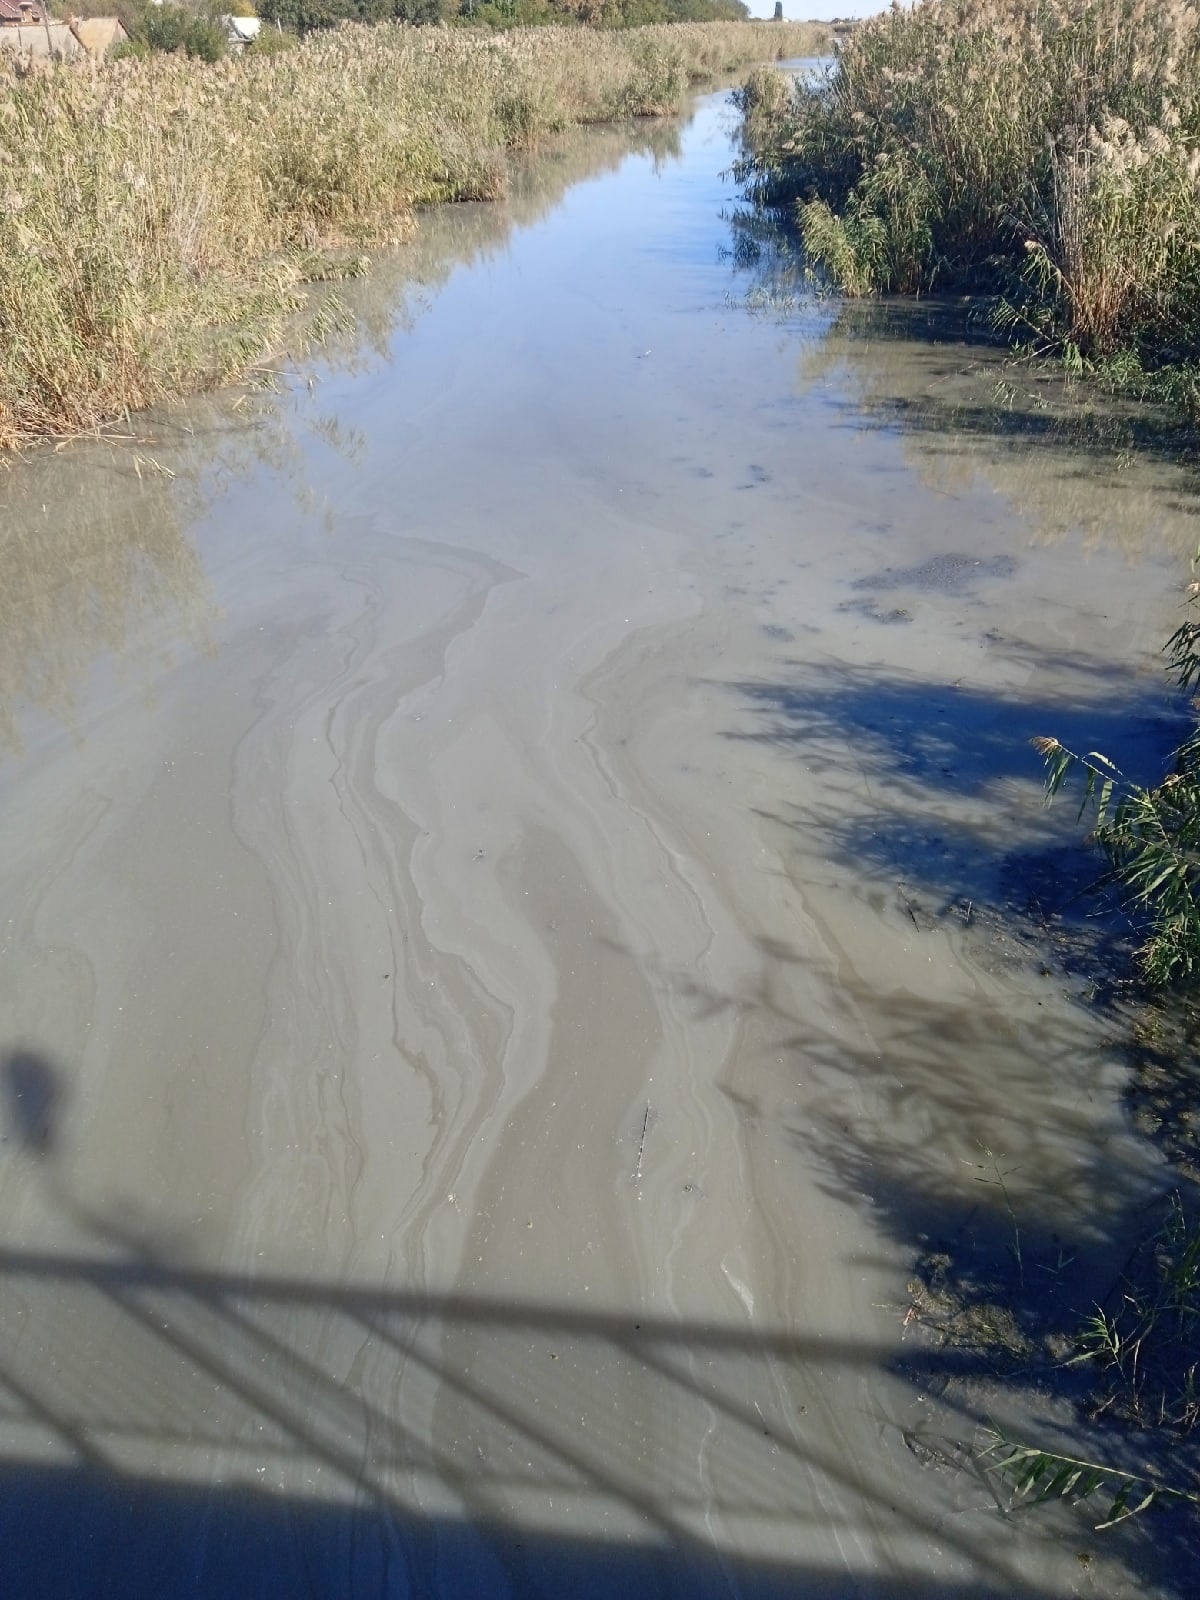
726;652;1183;793
721;653;1190;959
631;921;1200;1589
711;650;1184;1240
692;653;1200;1583
628;917;1200;1589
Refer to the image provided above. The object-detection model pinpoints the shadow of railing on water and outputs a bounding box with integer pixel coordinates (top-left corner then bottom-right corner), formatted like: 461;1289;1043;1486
675;647;1200;1589
0;1236;1084;1600
610;933;1198;1590
0;1044;1093;1600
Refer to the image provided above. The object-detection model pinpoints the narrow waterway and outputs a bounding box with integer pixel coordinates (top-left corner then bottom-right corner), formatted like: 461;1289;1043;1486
0;81;1195;1598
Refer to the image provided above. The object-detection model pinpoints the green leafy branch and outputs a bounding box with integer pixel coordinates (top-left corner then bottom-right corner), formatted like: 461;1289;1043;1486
1031;566;1200;986
983;1430;1199;1530
983;1199;1200;1531
1031;725;1200;986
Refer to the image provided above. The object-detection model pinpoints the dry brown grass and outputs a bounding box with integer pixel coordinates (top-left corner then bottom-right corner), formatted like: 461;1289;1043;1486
0;20;826;447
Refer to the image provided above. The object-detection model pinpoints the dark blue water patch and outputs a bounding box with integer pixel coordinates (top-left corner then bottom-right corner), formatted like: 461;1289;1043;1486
851;554;1018;597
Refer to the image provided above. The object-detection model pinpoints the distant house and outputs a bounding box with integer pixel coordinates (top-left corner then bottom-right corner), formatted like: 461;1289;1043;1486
0;0;49;22
70;15;131;55
0;20;81;55
222;14;260;48
0;7;129;57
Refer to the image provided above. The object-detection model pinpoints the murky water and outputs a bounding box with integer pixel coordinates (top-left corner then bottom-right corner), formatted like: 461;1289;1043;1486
0;84;1196;1597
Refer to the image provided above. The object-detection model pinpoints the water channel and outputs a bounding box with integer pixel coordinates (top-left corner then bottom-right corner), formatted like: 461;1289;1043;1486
0;74;1196;1598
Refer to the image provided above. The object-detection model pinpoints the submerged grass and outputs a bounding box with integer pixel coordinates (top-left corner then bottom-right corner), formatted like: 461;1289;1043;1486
987;1195;1200;1530
0;19;826;446
735;0;1200;387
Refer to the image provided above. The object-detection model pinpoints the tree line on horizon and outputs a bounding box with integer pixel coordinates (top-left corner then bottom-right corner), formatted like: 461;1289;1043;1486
58;0;751;56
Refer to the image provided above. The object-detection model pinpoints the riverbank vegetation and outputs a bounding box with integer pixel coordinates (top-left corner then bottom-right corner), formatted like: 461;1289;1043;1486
987;1190;1200;1529
0;19;826;448
1033;589;1200;988
257;0;757;33
1015;567;1200;1530
70;0;759;51
729;8;1200;1530
735;0;1200;409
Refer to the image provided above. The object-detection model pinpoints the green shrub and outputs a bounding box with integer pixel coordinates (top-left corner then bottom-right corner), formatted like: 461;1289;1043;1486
257;0;441;31
245;23;298;51
109;36;151;60
143;5;228;60
1035;588;1200;987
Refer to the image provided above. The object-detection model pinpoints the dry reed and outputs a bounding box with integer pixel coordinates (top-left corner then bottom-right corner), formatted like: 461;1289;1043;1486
0;20;826;446
737;0;1200;372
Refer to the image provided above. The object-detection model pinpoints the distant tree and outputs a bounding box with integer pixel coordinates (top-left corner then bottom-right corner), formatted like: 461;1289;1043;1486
257;0;440;31
66;0;236;58
610;0;751;20
665;0;749;19
142;4;228;58
459;0;556;26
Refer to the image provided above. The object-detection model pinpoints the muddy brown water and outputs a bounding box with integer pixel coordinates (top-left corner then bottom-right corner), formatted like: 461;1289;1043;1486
0;83;1197;1598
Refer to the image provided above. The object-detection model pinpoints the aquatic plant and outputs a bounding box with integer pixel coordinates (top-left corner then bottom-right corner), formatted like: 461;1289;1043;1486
1016;579;1200;1533
0;20;826;447
1034;730;1200;988
735;0;1200;380
1032;577;1200;987
986;1195;1200;1529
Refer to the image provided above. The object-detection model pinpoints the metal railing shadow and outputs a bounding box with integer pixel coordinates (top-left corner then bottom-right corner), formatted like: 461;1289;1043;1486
0;1229;1082;1600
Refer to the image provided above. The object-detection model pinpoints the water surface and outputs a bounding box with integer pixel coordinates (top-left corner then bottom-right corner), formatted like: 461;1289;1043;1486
0;88;1194;1598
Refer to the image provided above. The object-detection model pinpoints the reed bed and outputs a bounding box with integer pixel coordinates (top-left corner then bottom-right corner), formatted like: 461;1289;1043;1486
737;0;1200;380
0;20;825;447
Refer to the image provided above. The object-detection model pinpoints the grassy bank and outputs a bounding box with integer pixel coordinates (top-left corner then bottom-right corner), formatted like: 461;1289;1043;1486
0;19;826;447
0;118;681;752
736;0;1200;397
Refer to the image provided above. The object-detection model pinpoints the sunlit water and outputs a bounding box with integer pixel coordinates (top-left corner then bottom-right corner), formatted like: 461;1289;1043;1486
0;85;1195;1598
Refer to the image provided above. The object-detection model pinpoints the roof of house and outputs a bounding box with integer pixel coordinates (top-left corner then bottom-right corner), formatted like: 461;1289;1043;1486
70;15;130;52
0;0;48;22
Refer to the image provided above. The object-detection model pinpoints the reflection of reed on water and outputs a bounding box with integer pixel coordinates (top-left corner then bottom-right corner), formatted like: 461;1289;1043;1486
323;119;685;372
798;302;1200;562
0;118;684;756
726;218;1200;562
0;452;216;753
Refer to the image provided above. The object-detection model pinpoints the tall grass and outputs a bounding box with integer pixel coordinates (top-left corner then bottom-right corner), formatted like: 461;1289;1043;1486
0;117;680;754
736;0;1200;374
0;20;826;447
